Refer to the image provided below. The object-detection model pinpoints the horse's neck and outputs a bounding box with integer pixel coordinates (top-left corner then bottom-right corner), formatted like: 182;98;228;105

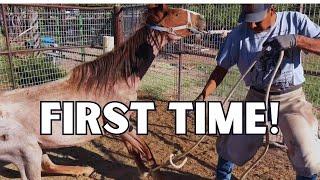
135;29;168;80
148;30;168;57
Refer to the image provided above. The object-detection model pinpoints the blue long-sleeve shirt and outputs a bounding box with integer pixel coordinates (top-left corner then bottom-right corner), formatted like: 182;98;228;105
216;11;320;90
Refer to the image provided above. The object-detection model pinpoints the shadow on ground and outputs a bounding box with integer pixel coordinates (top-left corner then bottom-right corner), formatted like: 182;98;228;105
0;144;212;180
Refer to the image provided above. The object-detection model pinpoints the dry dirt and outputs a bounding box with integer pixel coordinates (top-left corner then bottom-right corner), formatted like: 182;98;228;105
0;93;296;180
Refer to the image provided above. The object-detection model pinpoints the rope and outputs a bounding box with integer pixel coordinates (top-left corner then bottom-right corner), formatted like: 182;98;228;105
240;50;284;180
149;46;270;175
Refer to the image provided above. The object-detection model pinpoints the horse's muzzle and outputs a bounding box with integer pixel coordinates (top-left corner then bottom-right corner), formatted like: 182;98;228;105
197;16;206;33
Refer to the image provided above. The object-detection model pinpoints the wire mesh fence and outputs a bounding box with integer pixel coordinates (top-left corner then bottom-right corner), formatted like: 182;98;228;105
5;5;113;49
0;4;114;89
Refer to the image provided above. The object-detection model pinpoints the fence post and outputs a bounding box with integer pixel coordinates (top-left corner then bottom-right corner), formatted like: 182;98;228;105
178;53;182;101
78;14;85;61
113;5;123;48
297;4;304;13
1;4;16;89
29;6;40;56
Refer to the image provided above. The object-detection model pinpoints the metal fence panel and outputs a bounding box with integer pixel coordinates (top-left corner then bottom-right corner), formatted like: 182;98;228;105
4;5;113;50
0;4;113;89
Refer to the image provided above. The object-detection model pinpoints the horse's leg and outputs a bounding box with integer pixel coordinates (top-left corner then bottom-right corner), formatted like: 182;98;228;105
119;125;158;176
0;121;42;180
0;138;42;180
20;142;43;180
41;154;94;177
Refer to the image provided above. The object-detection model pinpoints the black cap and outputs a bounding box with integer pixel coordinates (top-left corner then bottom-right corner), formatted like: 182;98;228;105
238;4;272;23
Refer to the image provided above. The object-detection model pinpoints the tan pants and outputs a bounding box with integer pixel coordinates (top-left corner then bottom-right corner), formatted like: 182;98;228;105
216;88;320;177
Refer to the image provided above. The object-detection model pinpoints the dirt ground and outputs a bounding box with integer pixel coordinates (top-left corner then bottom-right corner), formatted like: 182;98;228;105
0;93;297;180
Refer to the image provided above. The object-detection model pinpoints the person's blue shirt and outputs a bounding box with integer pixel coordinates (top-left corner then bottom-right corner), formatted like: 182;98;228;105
216;11;320;90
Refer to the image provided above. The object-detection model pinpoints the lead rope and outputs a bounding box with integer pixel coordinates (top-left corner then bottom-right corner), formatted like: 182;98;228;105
240;50;284;180
149;47;282;177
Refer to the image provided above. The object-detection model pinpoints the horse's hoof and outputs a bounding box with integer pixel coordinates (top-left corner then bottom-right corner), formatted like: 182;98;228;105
139;172;150;179
89;171;102;180
139;170;163;180
72;166;95;177
82;166;95;177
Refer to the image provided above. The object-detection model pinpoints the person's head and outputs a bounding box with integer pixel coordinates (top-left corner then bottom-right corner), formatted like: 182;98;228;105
239;4;276;33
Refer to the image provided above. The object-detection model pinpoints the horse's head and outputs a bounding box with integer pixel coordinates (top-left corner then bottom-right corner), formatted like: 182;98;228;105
146;4;206;41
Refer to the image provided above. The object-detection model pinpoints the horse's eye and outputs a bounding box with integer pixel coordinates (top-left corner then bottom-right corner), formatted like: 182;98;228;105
175;14;179;17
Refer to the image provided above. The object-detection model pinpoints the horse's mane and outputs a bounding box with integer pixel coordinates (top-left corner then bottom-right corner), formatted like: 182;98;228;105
68;25;164;93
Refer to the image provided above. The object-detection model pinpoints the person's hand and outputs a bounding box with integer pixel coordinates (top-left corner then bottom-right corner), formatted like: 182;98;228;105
263;35;297;50
187;93;206;119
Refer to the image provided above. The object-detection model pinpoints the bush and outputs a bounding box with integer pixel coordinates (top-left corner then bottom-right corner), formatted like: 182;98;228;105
0;33;6;51
0;55;66;89
13;55;66;88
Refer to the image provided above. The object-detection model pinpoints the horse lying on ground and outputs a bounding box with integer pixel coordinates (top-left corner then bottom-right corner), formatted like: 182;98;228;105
0;4;205;180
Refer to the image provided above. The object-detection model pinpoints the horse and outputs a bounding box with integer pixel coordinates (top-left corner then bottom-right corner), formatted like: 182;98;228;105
0;4;205;180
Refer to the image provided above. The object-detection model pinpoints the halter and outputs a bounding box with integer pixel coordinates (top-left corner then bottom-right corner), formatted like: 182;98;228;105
147;10;203;36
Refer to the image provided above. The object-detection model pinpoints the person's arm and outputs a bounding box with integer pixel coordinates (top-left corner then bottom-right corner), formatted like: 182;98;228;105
296;35;320;55
263;13;320;55
195;28;239;101
264;35;320;56
196;65;228;100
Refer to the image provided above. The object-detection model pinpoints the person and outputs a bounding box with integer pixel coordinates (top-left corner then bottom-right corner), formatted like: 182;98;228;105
196;4;320;180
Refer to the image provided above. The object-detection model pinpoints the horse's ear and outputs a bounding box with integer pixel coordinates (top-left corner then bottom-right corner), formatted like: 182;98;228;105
147;4;169;12
158;4;169;12
146;4;158;10
145;4;167;23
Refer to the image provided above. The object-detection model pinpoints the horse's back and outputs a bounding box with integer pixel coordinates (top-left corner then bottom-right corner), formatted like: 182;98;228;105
0;77;139;149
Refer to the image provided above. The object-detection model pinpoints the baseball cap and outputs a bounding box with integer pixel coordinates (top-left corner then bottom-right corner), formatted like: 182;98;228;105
238;4;272;23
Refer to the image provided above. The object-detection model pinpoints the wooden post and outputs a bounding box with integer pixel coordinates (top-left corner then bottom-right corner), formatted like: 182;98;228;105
113;5;123;48
1;4;16;89
78;14;85;61
178;53;182;101
29;7;40;56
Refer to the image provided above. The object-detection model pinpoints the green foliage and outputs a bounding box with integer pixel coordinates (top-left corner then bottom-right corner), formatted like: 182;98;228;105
274;4;299;12
12;56;66;87
196;63;214;73
0;55;66;88
187;4;241;30
140;70;175;100
304;75;320;107
0;33;6;51
0;56;11;87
